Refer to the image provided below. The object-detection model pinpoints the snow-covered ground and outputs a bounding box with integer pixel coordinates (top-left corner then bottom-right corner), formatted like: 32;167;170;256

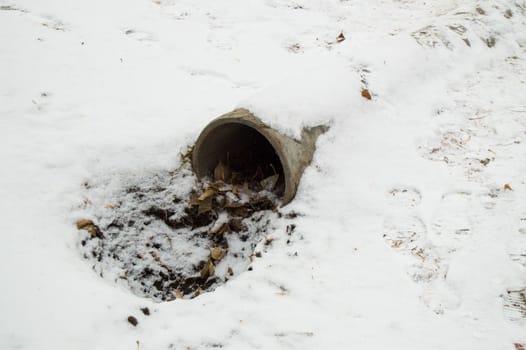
1;0;525;349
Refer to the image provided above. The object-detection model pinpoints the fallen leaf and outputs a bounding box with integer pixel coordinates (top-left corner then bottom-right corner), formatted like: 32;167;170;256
227;267;234;276
479;158;491;166
76;219;94;229
87;226;102;238
104;204;116;209
214;162;231;182
197;196;213;215
229;218;244;232
504;183;513;191
224;200;244;208
200;260;215;279
173;289;184;299
251;166;265;182
191;287;202;299
76;219;103;238
336;31;346;42
198;188;217;201
207;181;226;191
391;240;402;248
412;248;426;261
210;247;226;261
189;192;200;206
260;174;279;191
230;206;249;218
361;89;372;100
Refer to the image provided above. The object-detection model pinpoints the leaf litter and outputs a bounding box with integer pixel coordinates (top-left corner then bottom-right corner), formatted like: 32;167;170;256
76;160;282;301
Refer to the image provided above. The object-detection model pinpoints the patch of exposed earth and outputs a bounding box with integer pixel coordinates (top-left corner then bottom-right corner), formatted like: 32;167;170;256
75;159;283;301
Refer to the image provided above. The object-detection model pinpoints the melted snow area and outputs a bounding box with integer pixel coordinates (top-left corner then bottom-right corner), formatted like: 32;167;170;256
76;162;281;301
1;0;526;349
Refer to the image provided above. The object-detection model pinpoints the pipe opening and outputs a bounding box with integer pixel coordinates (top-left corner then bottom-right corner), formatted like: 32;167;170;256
194;123;285;196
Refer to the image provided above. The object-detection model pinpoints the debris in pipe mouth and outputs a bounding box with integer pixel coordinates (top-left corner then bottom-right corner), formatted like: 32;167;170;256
192;108;328;205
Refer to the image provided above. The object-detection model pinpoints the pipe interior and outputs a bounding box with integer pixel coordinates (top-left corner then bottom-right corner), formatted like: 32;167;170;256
196;123;284;194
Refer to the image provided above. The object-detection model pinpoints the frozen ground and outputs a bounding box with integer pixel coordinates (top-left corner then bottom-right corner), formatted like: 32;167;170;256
1;0;526;349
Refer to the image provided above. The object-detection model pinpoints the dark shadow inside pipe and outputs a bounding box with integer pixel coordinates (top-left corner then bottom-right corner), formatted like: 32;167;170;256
194;123;284;195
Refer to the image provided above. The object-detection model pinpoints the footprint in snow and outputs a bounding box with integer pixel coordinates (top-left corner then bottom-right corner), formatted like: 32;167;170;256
506;214;526;269
124;28;158;42
382;214;426;252
502;288;526;322
386;187;422;209
421;279;461;315
383;188;442;283
430;191;473;251
508;233;526;269
0;5;67;31
383;187;461;313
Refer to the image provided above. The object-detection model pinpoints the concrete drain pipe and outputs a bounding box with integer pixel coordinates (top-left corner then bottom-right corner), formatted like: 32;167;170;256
192;108;328;205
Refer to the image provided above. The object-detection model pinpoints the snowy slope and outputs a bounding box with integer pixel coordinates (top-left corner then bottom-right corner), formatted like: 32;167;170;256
1;0;525;349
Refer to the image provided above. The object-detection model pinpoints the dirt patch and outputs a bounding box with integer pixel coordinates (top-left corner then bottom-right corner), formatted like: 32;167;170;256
76;161;281;301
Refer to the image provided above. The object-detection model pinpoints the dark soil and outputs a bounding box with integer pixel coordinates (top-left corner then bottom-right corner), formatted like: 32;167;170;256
76;164;281;301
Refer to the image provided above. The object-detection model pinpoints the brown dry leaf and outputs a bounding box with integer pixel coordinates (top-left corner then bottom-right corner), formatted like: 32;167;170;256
198;197;213;215
231;206;249;218
200;260;215;279
198;188;217;201
104;204;116;209
260;174;279;191
265;236;275;245
191;287;202;299
227;267;234;276
214;162;232;182
189;192;200;207
361;89;372;100
89;226;101;238
229;218;245;232
215;222;231;235
225;200;244;208
199;262;209;279
87;226;99;238
173;289;184;299
391;240;402;248
210;247;226;261
336;31;346;43
232;185;238;195
76;219;94;229
504;183;513;191
412;248;426;261
76;219;103;238
208;181;231;193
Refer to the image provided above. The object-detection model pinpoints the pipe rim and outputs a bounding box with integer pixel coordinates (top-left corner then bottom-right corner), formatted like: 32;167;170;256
192;110;293;205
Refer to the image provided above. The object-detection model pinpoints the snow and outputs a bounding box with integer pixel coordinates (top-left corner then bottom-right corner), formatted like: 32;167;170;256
1;0;526;349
